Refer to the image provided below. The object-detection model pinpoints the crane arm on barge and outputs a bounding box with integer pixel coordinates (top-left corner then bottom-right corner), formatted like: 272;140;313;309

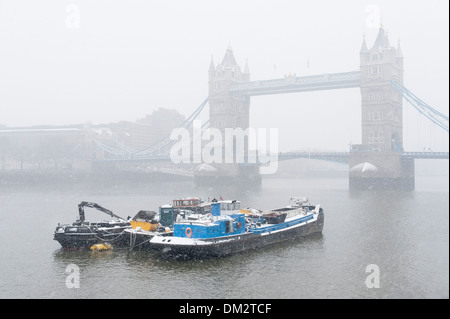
77;201;126;223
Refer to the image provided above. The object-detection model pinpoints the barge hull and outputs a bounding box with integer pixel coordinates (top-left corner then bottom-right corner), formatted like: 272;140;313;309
150;209;324;258
54;232;130;249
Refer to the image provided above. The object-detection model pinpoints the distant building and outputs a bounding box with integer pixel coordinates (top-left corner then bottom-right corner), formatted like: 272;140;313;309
0;126;87;169
0;108;186;168
129;108;185;150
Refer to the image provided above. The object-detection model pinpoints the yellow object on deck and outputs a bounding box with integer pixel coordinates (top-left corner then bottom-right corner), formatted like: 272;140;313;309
130;220;159;232
90;243;113;251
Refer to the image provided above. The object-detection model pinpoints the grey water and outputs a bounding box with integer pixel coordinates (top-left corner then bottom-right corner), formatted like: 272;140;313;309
0;174;448;299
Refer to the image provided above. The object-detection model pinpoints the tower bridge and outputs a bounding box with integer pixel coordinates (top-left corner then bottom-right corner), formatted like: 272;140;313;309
77;27;450;190
2;27;447;190
202;26;448;190
86;26;448;190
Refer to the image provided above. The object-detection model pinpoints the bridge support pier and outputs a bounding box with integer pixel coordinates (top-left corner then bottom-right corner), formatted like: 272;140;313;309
349;152;415;191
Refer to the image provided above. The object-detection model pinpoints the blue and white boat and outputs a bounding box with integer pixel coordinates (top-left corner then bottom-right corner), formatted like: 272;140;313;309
148;197;324;258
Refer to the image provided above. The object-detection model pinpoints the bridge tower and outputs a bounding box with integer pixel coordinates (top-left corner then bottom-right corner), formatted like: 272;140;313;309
208;45;250;134
350;27;415;190
195;46;260;184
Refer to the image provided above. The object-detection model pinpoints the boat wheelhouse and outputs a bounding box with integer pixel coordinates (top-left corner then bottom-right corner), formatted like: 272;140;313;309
172;197;211;214
217;200;241;215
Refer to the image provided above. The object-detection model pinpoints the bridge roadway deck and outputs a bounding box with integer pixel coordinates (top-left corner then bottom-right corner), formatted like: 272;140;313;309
230;71;361;96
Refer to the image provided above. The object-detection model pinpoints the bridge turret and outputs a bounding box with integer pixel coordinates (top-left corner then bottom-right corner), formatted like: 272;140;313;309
360;34;369;53
243;59;250;82
208;55;215;78
396;40;404;81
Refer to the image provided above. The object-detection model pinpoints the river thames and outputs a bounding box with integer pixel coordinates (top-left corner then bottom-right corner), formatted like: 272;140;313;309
0;172;448;299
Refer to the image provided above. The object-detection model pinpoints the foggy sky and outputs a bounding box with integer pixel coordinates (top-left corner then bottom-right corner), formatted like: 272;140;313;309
0;0;448;152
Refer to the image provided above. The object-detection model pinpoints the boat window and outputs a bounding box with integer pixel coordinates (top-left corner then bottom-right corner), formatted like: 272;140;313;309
225;220;234;233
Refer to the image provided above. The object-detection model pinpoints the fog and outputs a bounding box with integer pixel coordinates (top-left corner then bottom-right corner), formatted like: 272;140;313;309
0;1;449;301
0;0;448;152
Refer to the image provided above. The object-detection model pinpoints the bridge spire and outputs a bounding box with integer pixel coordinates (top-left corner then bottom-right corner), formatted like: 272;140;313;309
221;45;237;68
209;55;215;72
372;26;390;51
244;58;250;74
396;40;403;58
360;34;368;53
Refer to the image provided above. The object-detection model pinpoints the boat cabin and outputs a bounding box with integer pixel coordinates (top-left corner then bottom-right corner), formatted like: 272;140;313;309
159;205;175;228
173;201;245;239
172;197;211;214
173;214;245;239
218;200;241;215
159;198;211;229
173;197;202;207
